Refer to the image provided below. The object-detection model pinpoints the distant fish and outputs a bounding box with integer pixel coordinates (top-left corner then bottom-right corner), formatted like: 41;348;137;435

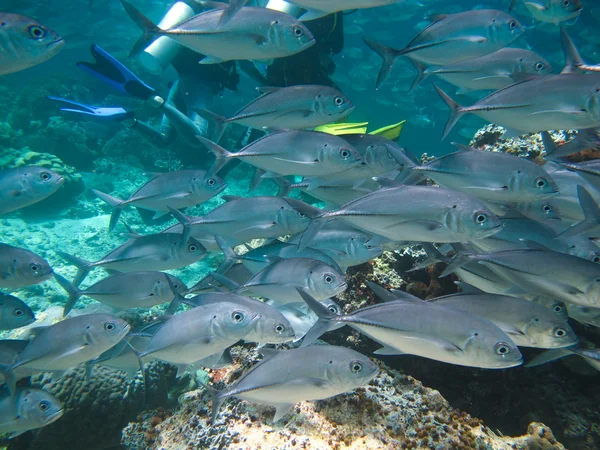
0;243;53;289
526;347;600;372
0;166;64;215
435;73;600;140
196;85;354;142
92;170;226;232
57;233;207;286
0;388;63;437
364;10;524;88
121;0;314;63
0;294;35;330
412;48;552;93
509;0;582;25
0;14;64;76
204;345;378;423
542;129;600;161
286;0;402;20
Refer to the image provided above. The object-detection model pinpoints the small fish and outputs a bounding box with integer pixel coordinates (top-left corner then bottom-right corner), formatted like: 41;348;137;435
526;347;600;372
297;184;502;248
57;233;207;286
0;166;64;215
138;300;260;371
1;314;130;394
204;345;378;423
435;73;600;140
0;341;29;385
196;85;354;142
0;14;64;76
566;304;600;327
0;294;35;330
299;288;522;369
286;178;379;207
412;145;559;203
0;244;53;289
364;10;524;88
200;131;362;181
509;0;582;25
92;170;226;232
412;47;552;93
543;129;600;161
53;271;187;316
431;283;577;349
0;388;63;437
183;292;295;345
121;1;314;63
276;300;343;342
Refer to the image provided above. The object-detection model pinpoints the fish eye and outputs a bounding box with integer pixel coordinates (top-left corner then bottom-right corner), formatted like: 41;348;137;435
592;255;600;263
293;26;304;37
340;148;351;159
535;177;548;189
474;212;488;224
350;361;363;373
38;400;50;412
274;323;286;333
104;322;116;332
232;311;245;323
14;309;24;316
29;263;40;272
188;244;198;252
299;212;306;218
334;96;345;106
328;305;339;314
40;172;51;181
495;342;511;356
508;20;517;30
324;274;334;284
553;304;564;313
535;62;545;71
563;0;570;5
542;204;553;213
207;178;216;186
553;327;567;337
172;283;180;289
28;25;46;40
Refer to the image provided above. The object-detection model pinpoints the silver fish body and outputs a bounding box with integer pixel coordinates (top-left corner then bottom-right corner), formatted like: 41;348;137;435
0;388;63;437
242;242;342;274
0;14;64;76
0;294;35;330
0;244;53;289
288;0;401;19
0;166;64;215
510;0;582;25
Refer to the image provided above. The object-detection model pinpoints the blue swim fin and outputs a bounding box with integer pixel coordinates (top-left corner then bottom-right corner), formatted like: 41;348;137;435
76;44;155;100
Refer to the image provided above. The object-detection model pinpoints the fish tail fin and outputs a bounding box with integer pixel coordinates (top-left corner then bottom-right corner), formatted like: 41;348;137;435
362;37;402;90
53;272;83;316
167;207;194;250
560;27;584;74
56;251;92;287
439;245;474;277
524;348;573;368
122;337;148;402
557;185;600;239
214;235;239;276
272;177;291;197
408;243;450;272
408;60;429;92
541;131;559;159
120;0;162;56
199;381;225;425
297;216;330;251
296;288;339;346
193;108;228;143
91;189;126;232
434;84;464;141
197;136;233;178
0;364;17;396
250;168;266;192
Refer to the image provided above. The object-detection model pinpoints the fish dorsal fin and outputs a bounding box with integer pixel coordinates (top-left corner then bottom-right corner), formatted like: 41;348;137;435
519;239;551;251
257;347;281;360
451;142;477;152
428;14;449;22
454;281;485;295
255;86;282;95
222;195;241;202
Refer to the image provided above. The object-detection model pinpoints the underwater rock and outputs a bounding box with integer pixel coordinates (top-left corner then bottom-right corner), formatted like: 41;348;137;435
6;362;179;450
122;360;565;450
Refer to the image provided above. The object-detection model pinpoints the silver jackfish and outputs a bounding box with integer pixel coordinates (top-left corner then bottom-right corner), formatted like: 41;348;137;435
287;178;379;207
0;14;64;76
0;294;35;330
299;288;522;369
2;314;130;394
412;146;559;203
0;166;64;215
364;10;524;88
0;244;53;289
53;271;187;316
0;388;63;437
57;233;207;286
92;170;226;232
276;299;343;342
234;257;347;306
205;345;378;423
287;0;402;20
201;131;362;180
412;47;552;93
138;300;260;369
197;85;354;142
431;283;577;349
526;347;600;372
436;73;600;140
297;184;503;247
543;129;600;161
122;1;314;63
509;0;582;25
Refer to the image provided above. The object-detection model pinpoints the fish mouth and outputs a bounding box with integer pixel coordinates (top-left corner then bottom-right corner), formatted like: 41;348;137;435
47;38;65;49
45;409;65;424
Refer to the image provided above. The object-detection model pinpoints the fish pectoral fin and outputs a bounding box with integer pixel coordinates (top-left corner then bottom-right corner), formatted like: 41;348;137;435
531;107;589;116
273;403;296;422
461;185;508;191
399;220;443;231
373;345;405;355
523;1;548;11
200;55;226;65
455;35;489;44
